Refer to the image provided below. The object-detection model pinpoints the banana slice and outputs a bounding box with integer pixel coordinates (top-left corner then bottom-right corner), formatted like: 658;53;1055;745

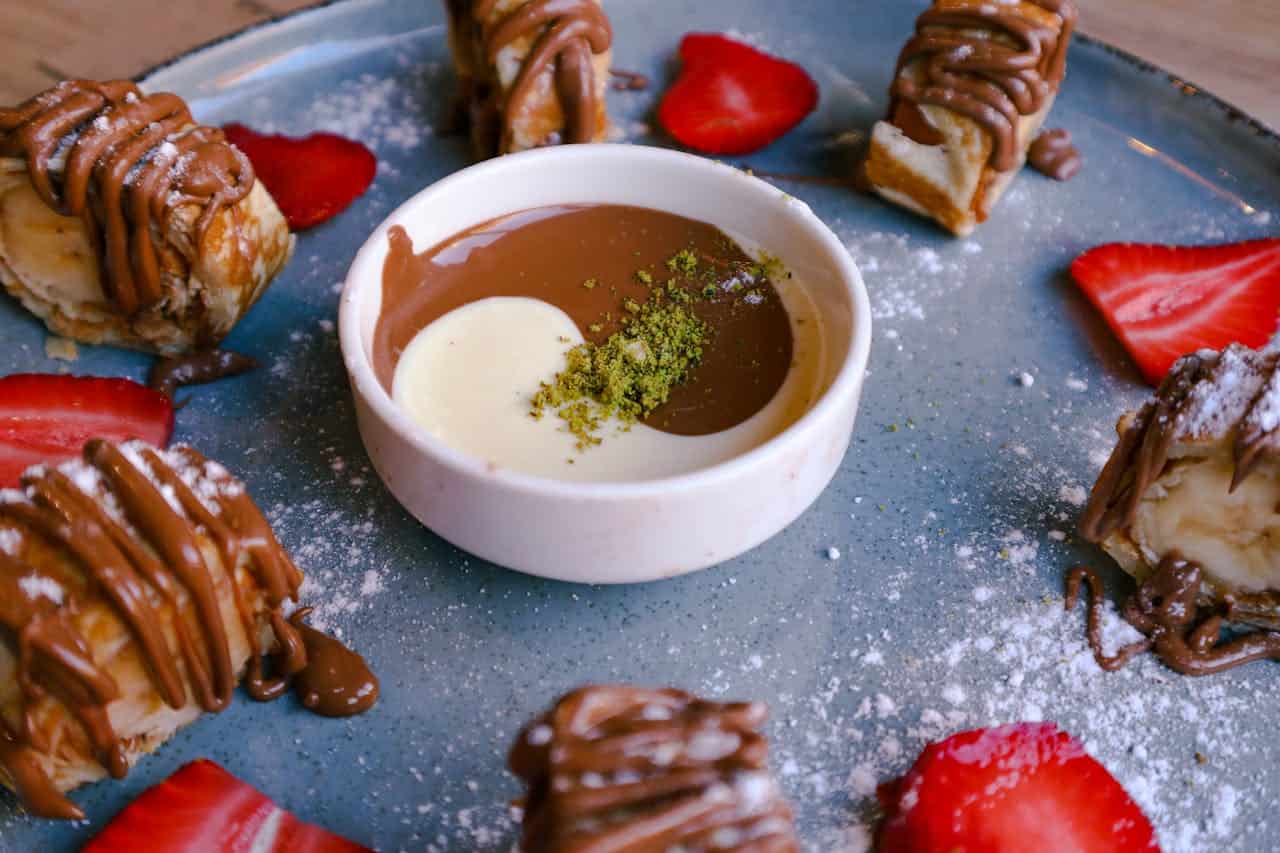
1081;339;1280;628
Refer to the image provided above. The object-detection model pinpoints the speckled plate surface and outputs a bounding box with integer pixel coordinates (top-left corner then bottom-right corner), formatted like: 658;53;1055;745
3;1;1280;850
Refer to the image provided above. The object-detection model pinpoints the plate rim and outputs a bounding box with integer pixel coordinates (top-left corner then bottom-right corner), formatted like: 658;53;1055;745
132;0;1280;148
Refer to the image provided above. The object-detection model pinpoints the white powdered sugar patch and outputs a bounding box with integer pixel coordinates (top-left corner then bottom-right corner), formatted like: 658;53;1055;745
839;230;968;322
18;574;64;604
251;61;438;156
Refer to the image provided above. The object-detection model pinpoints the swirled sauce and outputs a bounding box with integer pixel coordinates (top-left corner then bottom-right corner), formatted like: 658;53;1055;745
0;80;255;315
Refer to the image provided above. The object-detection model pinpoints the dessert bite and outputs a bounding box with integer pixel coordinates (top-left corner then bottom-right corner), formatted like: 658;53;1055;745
444;0;614;156
1080;338;1280;630
0;80;294;354
862;0;1078;236
375;204;827;481
509;686;799;852
0;440;377;820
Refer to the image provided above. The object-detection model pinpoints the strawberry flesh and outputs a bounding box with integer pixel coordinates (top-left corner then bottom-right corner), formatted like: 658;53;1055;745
0;374;173;487
658;33;819;155
1071;239;1280;385
223;123;376;231
877;723;1160;853
84;759;370;852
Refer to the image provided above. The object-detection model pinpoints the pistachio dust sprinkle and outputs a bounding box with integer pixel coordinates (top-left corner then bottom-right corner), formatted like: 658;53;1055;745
531;293;707;449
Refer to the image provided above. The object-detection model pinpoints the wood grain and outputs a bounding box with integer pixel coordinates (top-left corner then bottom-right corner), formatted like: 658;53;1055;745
0;0;1277;129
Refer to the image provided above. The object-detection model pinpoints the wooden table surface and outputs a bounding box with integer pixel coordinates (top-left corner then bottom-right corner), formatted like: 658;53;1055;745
1;0;1278;130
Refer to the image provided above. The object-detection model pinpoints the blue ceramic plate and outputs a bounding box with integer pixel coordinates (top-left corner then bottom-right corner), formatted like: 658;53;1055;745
3;2;1279;850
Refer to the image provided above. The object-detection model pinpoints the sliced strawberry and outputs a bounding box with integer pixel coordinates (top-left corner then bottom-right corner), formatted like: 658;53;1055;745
223;123;376;231
1071;239;1280;385
877;723;1160;853
0;374;173;487
658;33;819;155
84;759;370;852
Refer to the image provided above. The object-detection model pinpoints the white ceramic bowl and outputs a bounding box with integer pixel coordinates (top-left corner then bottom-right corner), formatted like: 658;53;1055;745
340;144;871;584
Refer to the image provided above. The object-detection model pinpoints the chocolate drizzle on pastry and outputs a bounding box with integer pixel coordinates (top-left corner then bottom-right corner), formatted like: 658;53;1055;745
1028;128;1081;180
1068;560;1280;676
889;0;1078;172
0;441;376;819
453;0;612;154
0;80;255;316
510;686;799;852
1080;342;1280;544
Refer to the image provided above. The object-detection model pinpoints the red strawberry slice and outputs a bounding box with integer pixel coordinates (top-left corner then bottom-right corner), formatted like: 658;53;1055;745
1071;239;1280;385
0;374;173;487
223;123;376;231
84;759;370;852
877;723;1160;853
658;33;819;155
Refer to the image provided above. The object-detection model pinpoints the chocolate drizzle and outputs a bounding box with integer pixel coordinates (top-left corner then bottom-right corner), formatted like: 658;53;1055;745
468;0;612;152
0;80;255;316
1068;560;1280;676
1080;342;1280;544
889;0;1077;172
148;349;259;402
1028;128;1081;180
0;441;376;819
510;686;799;852
288;608;379;717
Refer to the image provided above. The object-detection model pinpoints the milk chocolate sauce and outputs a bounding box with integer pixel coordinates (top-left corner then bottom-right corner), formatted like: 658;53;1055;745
1029;128;1081;180
609;68;650;91
0;441;377;819
889;0;1078;172
1068;560;1280;676
376;204;794;437
148;350;259;402
468;0;612;151
0;80;256;315
289;608;380;718
510;686;799;852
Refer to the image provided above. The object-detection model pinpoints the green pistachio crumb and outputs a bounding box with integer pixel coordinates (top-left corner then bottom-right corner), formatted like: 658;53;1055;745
582;278;598;290
531;297;708;449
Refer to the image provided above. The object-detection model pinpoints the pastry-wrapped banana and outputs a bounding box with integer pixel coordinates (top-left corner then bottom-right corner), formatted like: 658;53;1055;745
509;685;799;852
0;80;293;354
0;440;375;820
1081;339;1280;629
445;0;613;156
862;0;1077;236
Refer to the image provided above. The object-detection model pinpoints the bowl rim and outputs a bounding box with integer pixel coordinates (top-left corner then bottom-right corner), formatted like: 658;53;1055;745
339;144;872;501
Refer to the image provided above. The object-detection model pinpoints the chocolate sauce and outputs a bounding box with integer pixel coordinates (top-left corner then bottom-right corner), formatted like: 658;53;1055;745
888;0;1077;172
288;609;380;718
510;686;799;852
1029;128;1081;180
0;81;255;315
464;0;613;153
148;350;258;402
375;204;794;437
609;68;650;91
0;441;376;819
1068;559;1280;676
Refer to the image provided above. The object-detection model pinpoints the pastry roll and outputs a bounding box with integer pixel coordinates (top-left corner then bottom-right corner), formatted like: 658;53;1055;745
862;0;1077;236
1080;339;1280;629
0;80;294;354
509;685;799;852
0;440;312;819
445;0;613;156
